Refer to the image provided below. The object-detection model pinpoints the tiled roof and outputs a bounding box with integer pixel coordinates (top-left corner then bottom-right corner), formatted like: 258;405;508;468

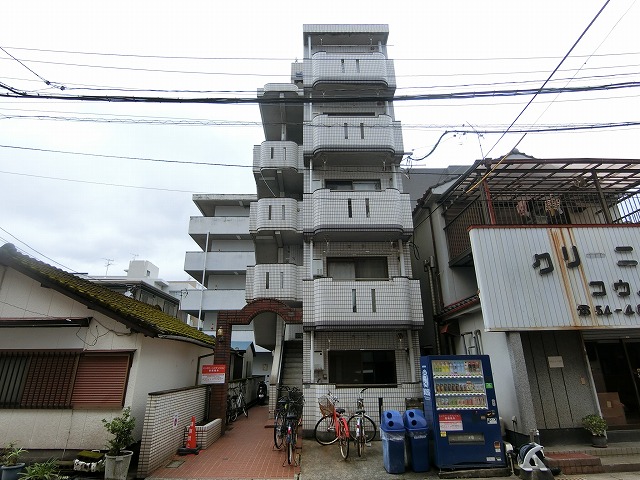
0;243;214;348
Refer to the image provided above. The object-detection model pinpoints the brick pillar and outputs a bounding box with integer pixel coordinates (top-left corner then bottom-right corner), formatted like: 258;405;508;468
208;318;230;431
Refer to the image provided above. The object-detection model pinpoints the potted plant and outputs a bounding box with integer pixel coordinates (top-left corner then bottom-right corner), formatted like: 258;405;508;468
0;443;27;480
581;413;607;447
18;459;67;480
102;407;136;480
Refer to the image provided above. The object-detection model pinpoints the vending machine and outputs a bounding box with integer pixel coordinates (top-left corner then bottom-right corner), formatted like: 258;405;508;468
420;355;505;469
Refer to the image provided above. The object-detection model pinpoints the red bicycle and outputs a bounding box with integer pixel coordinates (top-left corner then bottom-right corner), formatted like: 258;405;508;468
313;391;350;459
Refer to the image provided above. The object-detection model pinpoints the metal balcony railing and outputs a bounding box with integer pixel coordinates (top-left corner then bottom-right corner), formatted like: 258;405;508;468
443;191;640;265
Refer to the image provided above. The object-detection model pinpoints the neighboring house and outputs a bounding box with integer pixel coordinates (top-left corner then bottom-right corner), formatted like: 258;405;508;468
0;243;215;451
407;154;640;445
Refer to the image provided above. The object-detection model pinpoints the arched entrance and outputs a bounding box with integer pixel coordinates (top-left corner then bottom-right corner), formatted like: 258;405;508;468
208;299;302;426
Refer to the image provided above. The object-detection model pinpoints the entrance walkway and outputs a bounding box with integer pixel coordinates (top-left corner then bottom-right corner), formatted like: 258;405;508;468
147;404;299;479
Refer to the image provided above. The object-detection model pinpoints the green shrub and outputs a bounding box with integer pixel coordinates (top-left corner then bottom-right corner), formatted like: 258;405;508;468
581;413;607;436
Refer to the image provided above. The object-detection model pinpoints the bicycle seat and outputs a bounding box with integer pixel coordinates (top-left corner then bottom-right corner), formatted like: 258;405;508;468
335;407;346;414
286;413;298;420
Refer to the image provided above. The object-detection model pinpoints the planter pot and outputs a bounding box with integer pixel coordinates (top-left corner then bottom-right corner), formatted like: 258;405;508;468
1;463;26;480
591;435;608;448
104;450;133;480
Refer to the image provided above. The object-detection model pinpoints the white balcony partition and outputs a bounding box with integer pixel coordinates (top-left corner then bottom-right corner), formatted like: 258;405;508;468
306;189;413;238
303;277;423;330
184;251;254;274
303;115;402;156
246;264;303;302
249;198;301;234
304;52;396;88
253;141;302;171
180;289;246;314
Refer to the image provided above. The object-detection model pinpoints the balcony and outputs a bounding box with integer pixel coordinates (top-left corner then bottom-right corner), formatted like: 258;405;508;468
306;189;413;241
246;264;304;303
188;216;251;249
184;251;254;278
444;191;640;266
253;141;304;198
303;277;423;330
249;198;302;245
257;83;304;142
180;289;246;315
303;114;403;163
304;52;396;91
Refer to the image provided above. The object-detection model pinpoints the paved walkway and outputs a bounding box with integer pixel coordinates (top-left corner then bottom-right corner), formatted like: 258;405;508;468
145;404;639;480
147;404;299;479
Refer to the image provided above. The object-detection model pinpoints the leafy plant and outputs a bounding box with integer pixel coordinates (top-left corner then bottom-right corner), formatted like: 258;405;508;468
582;413;607;436
1;443;27;466
18;459;67;480
102;407;136;456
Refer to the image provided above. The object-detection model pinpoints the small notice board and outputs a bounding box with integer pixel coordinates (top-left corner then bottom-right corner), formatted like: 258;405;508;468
201;364;226;384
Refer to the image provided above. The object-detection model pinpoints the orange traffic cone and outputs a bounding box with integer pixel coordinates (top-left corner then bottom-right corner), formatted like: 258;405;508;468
186;416;197;449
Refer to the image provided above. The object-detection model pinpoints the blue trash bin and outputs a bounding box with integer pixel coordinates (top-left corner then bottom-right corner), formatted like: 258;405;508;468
380;410;405;474
403;409;429;472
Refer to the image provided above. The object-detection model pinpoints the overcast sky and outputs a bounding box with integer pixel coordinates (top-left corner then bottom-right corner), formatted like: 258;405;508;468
1;0;638;281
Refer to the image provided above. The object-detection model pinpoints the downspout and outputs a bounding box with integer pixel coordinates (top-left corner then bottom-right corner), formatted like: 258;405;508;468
426;207;443;354
310;330;314;384
398;239;405;276
198;232;209;330
407;329;416;382
592;170;613;223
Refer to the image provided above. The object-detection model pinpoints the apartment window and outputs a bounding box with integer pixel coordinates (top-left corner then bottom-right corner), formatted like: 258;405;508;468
268;205;272;220
0;351;132;408
365;198;370;217
355;59;360;73
265;271;270;289
344;123;349;139
360;123;365;139
341;59;345;73
326;180;380;191
281;204;286;220
270;147;275;159
347;198;353;218
328;350;397;385
371;289;377;313
327;257;388;280
352;289;357;312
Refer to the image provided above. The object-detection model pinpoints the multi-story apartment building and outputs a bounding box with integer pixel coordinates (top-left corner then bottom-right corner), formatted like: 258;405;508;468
249;24;424;432
407;153;640;445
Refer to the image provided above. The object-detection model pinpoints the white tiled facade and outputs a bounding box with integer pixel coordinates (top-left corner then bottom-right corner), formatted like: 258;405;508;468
255;24;424;428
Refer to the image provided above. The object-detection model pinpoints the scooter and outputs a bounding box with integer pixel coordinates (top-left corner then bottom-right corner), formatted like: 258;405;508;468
257;381;267;405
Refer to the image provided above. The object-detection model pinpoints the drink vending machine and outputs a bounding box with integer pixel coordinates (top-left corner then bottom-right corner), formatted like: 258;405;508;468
420;355;505;469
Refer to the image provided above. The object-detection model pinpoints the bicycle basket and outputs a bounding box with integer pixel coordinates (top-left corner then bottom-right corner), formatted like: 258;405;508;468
318;396;335;416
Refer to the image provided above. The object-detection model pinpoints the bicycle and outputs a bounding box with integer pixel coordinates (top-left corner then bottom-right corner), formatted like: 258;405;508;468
283;388;304;466
236;383;248;418
313;391;350;459
347;388;377;457
226;387;238;424
273;386;302;451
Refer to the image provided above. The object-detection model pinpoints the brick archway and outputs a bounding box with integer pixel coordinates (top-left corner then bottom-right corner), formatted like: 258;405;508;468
209;299;302;426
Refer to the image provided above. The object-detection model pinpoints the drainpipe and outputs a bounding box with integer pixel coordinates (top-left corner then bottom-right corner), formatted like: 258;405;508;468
407;329;416;382
398;239;405;277
426;207;443;354
309;330;314;383
197;232;210;330
592;170;613;223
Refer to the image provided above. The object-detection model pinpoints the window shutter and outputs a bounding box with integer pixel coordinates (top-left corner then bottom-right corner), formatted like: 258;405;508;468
71;353;132;407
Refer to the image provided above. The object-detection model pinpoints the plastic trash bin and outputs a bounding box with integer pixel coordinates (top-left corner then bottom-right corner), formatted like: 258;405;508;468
403;409;429;472
380;410;405;474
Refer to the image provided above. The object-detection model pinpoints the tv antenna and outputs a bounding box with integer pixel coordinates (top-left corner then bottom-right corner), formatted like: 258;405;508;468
103;258;114;275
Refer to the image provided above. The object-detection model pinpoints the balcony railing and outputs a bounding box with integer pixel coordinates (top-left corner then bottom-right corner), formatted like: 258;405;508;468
184;251;254;276
302;277;423;330
303;114;402;157
253;141;302;171
180;289;246;314
246;264;303;303
444;191;640;265
249;198;301;234
304;52;396;89
306;188;413;241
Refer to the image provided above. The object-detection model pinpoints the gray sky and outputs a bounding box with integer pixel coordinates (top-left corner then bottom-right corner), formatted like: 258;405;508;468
1;0;638;281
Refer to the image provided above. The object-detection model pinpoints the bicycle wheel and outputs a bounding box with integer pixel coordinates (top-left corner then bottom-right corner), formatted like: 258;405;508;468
338;417;350;459
314;415;338;445
286;426;295;465
348;414;377;442
274;412;285;449
355;417;364;457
